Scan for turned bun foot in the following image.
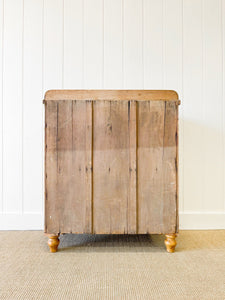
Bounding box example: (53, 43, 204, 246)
(47, 235, 60, 253)
(164, 234, 177, 253)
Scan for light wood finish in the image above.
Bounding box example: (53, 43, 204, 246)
(45, 100, 93, 235)
(44, 90, 179, 252)
(47, 235, 60, 253)
(93, 100, 130, 234)
(137, 101, 178, 234)
(128, 101, 137, 234)
(164, 234, 177, 253)
(57, 101, 73, 233)
(44, 90, 179, 101)
(138, 101, 165, 233)
(71, 100, 93, 233)
(45, 101, 59, 234)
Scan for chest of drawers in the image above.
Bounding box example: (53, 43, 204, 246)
(44, 90, 180, 253)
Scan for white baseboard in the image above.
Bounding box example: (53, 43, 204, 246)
(179, 212, 225, 230)
(0, 212, 224, 230)
(0, 213, 44, 230)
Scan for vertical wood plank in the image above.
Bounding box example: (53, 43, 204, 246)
(104, 0, 123, 88)
(138, 101, 165, 233)
(83, 0, 103, 88)
(128, 100, 137, 233)
(45, 100, 93, 234)
(183, 0, 203, 211)
(45, 101, 58, 234)
(23, 0, 43, 213)
(93, 100, 130, 234)
(2, 0, 23, 212)
(70, 101, 92, 233)
(84, 100, 93, 232)
(202, 0, 223, 211)
(64, 0, 83, 88)
(143, 0, 163, 88)
(57, 101, 73, 233)
(43, 0, 63, 91)
(138, 101, 178, 234)
(162, 102, 178, 233)
(123, 0, 143, 88)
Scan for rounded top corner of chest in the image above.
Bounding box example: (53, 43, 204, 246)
(44, 90, 58, 101)
(168, 90, 179, 100)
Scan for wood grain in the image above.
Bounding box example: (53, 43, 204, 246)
(162, 102, 178, 233)
(45, 94, 179, 236)
(164, 234, 177, 253)
(93, 100, 130, 234)
(45, 101, 59, 234)
(138, 101, 166, 234)
(45, 100, 93, 234)
(128, 101, 137, 233)
(47, 234, 60, 253)
(137, 101, 178, 234)
(70, 100, 93, 233)
(57, 100, 73, 233)
(44, 90, 179, 101)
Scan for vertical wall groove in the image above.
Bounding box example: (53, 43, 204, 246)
(0, 0, 4, 213)
(201, 0, 205, 211)
(1, 0, 225, 229)
(21, 0, 24, 214)
(222, 0, 225, 211)
(181, 0, 184, 212)
(41, 0, 44, 215)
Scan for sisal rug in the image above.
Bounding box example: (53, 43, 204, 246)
(0, 230, 224, 299)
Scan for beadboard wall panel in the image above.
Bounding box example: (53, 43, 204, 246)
(64, 0, 83, 89)
(0, 0, 225, 229)
(143, 0, 163, 89)
(83, 0, 103, 88)
(104, 0, 123, 89)
(202, 0, 223, 211)
(43, 0, 63, 91)
(23, 0, 43, 213)
(2, 0, 23, 213)
(183, 0, 204, 212)
(0, 0, 3, 213)
(123, 0, 143, 88)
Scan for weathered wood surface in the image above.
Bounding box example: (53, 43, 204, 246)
(44, 89, 179, 101)
(71, 100, 93, 233)
(45, 101, 58, 234)
(137, 101, 178, 234)
(45, 98, 178, 235)
(93, 101, 130, 233)
(128, 101, 137, 234)
(45, 100, 93, 234)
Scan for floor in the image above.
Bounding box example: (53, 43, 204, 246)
(0, 230, 225, 299)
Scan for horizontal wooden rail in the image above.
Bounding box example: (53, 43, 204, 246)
(44, 89, 180, 102)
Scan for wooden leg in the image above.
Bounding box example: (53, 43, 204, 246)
(47, 235, 60, 253)
(164, 234, 177, 253)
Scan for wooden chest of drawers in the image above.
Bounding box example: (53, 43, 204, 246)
(44, 90, 180, 253)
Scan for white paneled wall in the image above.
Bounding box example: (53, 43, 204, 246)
(0, 0, 225, 230)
